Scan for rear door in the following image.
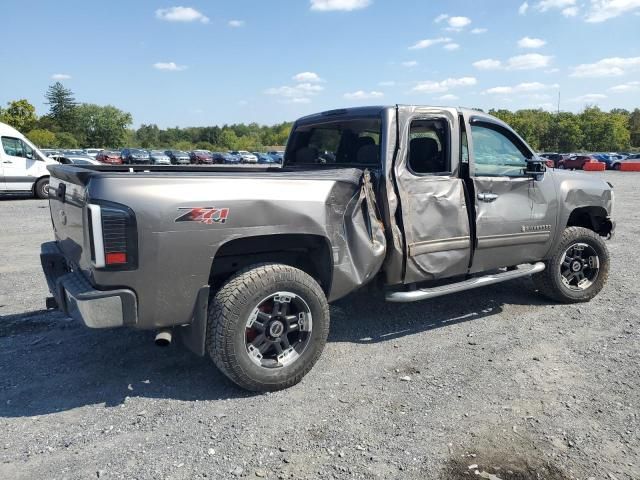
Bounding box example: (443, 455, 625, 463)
(0, 136, 32, 191)
(394, 107, 472, 284)
(463, 114, 557, 273)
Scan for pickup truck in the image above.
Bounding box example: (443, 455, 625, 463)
(40, 105, 614, 391)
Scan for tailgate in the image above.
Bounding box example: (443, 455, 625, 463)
(48, 174, 90, 269)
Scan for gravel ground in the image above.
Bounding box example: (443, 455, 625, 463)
(1, 171, 638, 480)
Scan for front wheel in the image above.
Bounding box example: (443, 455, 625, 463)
(34, 178, 49, 199)
(533, 227, 609, 303)
(206, 263, 330, 391)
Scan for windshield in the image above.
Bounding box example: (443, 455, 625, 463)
(150, 150, 165, 155)
(286, 117, 381, 167)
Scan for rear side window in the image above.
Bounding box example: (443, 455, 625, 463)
(408, 119, 450, 174)
(287, 117, 382, 166)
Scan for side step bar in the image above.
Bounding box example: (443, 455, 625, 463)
(385, 262, 546, 303)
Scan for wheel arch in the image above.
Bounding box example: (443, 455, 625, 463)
(32, 175, 50, 196)
(208, 233, 333, 296)
(566, 206, 613, 237)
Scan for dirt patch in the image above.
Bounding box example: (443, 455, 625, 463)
(442, 449, 570, 480)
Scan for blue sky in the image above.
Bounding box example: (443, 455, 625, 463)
(2, 0, 639, 127)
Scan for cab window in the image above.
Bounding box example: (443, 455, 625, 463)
(2, 136, 38, 159)
(408, 119, 449, 175)
(470, 123, 530, 177)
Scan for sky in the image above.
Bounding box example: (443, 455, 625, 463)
(1, 0, 639, 128)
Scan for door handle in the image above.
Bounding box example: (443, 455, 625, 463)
(477, 192, 499, 202)
(2, 160, 13, 164)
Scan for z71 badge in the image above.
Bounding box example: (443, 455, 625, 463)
(175, 207, 230, 224)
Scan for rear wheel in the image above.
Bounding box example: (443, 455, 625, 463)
(534, 227, 609, 303)
(34, 178, 49, 199)
(206, 263, 330, 391)
(613, 163, 621, 170)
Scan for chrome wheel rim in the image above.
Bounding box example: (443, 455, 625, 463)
(559, 242, 599, 291)
(245, 291, 313, 368)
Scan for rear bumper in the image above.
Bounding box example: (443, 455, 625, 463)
(40, 241, 137, 328)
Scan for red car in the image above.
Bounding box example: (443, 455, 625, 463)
(558, 155, 597, 170)
(96, 150, 123, 165)
(189, 150, 214, 164)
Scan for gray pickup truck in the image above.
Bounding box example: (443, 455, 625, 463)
(40, 105, 614, 391)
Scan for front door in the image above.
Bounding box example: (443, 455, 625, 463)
(395, 108, 472, 284)
(0, 136, 33, 191)
(464, 115, 558, 273)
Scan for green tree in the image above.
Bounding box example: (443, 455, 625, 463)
(554, 113, 583, 152)
(45, 82, 77, 131)
(136, 124, 160, 148)
(27, 129, 57, 147)
(55, 132, 79, 148)
(174, 140, 193, 151)
(73, 104, 132, 148)
(630, 108, 640, 148)
(218, 129, 240, 150)
(0, 99, 37, 132)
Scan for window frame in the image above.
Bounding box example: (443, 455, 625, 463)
(405, 116, 452, 177)
(468, 118, 534, 179)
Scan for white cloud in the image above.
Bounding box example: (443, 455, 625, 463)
(265, 82, 324, 103)
(517, 36, 546, 48)
(412, 77, 477, 94)
(444, 43, 460, 51)
(519, 2, 529, 14)
(310, 0, 371, 11)
(545, 68, 560, 73)
(562, 6, 579, 16)
(471, 27, 488, 34)
(446, 16, 472, 30)
(535, 0, 576, 12)
(409, 37, 451, 50)
(585, 0, 640, 22)
(378, 81, 396, 87)
(155, 6, 209, 23)
(153, 62, 187, 71)
(473, 54, 552, 70)
(343, 90, 384, 100)
(51, 73, 71, 80)
(437, 94, 459, 101)
(228, 20, 245, 27)
(484, 82, 559, 95)
(292, 72, 324, 83)
(473, 58, 502, 70)
(570, 56, 640, 77)
(608, 81, 640, 93)
(402, 60, 418, 68)
(434, 13, 449, 23)
(569, 93, 607, 103)
(507, 53, 553, 69)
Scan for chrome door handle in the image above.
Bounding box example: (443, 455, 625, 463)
(478, 192, 498, 202)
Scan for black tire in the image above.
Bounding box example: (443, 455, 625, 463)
(533, 227, 609, 303)
(206, 263, 330, 391)
(34, 178, 49, 199)
(613, 163, 621, 171)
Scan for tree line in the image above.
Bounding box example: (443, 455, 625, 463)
(0, 83, 639, 152)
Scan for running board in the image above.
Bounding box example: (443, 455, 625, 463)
(385, 262, 546, 303)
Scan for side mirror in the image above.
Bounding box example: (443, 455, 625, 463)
(525, 157, 546, 180)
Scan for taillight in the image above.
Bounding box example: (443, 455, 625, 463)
(87, 201, 138, 270)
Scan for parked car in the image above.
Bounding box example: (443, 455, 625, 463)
(41, 149, 61, 157)
(40, 105, 615, 392)
(148, 150, 171, 165)
(0, 121, 57, 198)
(254, 152, 280, 165)
(52, 155, 101, 166)
(558, 155, 598, 170)
(592, 154, 614, 169)
(121, 148, 150, 165)
(96, 150, 123, 165)
(189, 150, 214, 164)
(540, 153, 565, 168)
(267, 151, 284, 163)
(231, 150, 258, 164)
(211, 152, 235, 164)
(83, 148, 102, 158)
(611, 154, 640, 170)
(165, 150, 191, 165)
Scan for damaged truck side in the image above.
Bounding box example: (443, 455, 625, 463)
(41, 106, 614, 391)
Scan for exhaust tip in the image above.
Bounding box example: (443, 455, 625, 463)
(154, 330, 172, 347)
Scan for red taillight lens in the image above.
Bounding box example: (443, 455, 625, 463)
(106, 252, 127, 264)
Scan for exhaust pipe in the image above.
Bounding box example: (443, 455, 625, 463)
(154, 329, 172, 347)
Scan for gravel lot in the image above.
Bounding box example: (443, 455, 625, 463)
(1, 171, 638, 480)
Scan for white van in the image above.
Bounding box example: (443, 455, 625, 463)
(0, 122, 57, 198)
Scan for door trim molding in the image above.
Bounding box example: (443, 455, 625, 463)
(409, 236, 470, 256)
(477, 231, 550, 249)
